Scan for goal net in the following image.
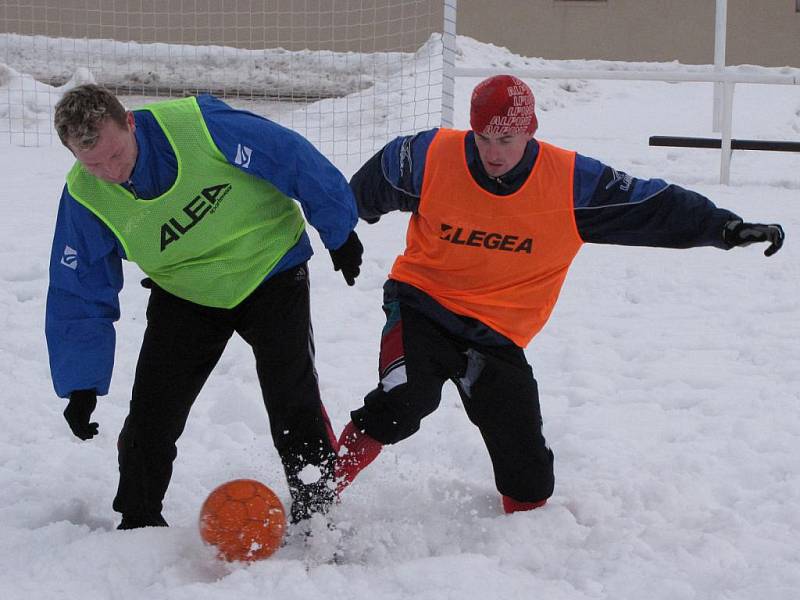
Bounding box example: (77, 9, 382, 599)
(0, 0, 447, 166)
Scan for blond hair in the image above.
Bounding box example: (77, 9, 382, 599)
(54, 84, 128, 150)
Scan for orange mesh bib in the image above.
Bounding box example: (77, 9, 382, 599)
(389, 129, 583, 347)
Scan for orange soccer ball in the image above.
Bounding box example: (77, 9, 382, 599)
(199, 479, 287, 562)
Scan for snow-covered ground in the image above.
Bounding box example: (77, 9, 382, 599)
(0, 35, 798, 600)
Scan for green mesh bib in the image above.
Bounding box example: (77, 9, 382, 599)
(66, 97, 305, 308)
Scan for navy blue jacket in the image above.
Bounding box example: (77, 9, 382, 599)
(351, 129, 739, 346)
(47, 95, 357, 398)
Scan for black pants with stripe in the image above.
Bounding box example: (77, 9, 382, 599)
(351, 302, 554, 503)
(112, 263, 336, 524)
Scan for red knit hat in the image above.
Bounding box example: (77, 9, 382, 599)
(470, 75, 538, 136)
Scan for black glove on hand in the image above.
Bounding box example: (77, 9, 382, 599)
(723, 220, 785, 257)
(329, 230, 363, 286)
(64, 389, 99, 440)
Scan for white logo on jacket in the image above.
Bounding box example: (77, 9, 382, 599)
(234, 144, 252, 168)
(399, 137, 412, 179)
(60, 245, 78, 270)
(606, 168, 633, 192)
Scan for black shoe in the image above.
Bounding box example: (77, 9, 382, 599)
(290, 484, 337, 524)
(117, 513, 169, 530)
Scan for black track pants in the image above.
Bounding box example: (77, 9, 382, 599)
(351, 302, 554, 503)
(112, 264, 336, 523)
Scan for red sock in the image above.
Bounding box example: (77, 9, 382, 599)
(335, 421, 383, 494)
(502, 495, 547, 513)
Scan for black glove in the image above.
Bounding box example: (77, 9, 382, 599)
(63, 389, 99, 440)
(723, 220, 785, 257)
(329, 230, 363, 286)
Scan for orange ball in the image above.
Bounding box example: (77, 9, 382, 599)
(199, 479, 286, 562)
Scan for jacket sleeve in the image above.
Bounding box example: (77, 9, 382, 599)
(349, 128, 438, 222)
(46, 187, 124, 398)
(197, 95, 357, 250)
(572, 154, 739, 249)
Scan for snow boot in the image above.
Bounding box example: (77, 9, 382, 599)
(502, 495, 547, 514)
(117, 513, 168, 530)
(335, 421, 383, 494)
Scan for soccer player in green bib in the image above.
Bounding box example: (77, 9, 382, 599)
(48, 84, 363, 529)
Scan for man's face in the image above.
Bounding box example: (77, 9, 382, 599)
(70, 113, 137, 184)
(473, 130, 532, 178)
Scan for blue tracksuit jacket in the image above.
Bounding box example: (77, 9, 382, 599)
(46, 95, 357, 398)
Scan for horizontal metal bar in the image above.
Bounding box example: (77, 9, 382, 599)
(649, 136, 800, 152)
(454, 67, 800, 85)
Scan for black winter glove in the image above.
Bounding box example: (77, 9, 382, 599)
(64, 389, 99, 440)
(329, 230, 363, 286)
(723, 220, 785, 257)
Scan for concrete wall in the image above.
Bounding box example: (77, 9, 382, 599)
(1, 1, 798, 67)
(457, 0, 800, 67)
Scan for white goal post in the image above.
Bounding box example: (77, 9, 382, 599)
(0, 0, 448, 166)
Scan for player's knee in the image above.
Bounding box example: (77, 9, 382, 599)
(354, 384, 439, 445)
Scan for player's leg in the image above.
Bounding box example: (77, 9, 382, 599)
(114, 281, 233, 528)
(234, 264, 338, 523)
(456, 345, 554, 512)
(338, 302, 463, 492)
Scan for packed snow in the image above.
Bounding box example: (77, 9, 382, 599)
(0, 34, 798, 600)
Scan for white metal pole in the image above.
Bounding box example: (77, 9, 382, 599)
(712, 0, 728, 132)
(719, 81, 735, 185)
(440, 0, 457, 128)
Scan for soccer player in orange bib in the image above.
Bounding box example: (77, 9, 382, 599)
(334, 75, 784, 513)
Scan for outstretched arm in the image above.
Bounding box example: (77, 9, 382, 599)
(573, 155, 784, 255)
